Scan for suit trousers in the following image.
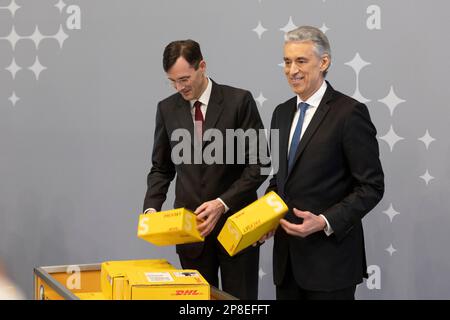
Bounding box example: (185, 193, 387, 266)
(276, 254, 356, 300)
(178, 234, 260, 300)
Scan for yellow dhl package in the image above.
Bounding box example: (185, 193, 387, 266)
(217, 191, 288, 256)
(75, 292, 107, 300)
(101, 259, 175, 300)
(123, 269, 210, 300)
(137, 208, 204, 246)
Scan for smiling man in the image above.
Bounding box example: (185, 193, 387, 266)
(143, 40, 266, 299)
(265, 26, 384, 300)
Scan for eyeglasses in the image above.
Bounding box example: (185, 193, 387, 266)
(167, 76, 191, 88)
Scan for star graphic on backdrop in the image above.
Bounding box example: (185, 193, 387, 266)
(252, 21, 267, 39)
(344, 52, 371, 75)
(2, 0, 21, 17)
(27, 26, 46, 49)
(259, 267, 267, 280)
(378, 86, 406, 116)
(1, 26, 22, 51)
(280, 16, 297, 33)
(418, 130, 436, 150)
(29, 56, 47, 80)
(8, 91, 20, 106)
(54, 0, 66, 13)
(278, 61, 285, 68)
(386, 244, 397, 256)
(6, 57, 22, 79)
(419, 170, 434, 185)
(319, 23, 330, 34)
(255, 92, 267, 107)
(51, 25, 69, 49)
(383, 203, 400, 223)
(351, 87, 371, 104)
(378, 125, 404, 152)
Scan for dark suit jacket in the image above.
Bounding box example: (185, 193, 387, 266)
(144, 80, 267, 258)
(267, 82, 384, 291)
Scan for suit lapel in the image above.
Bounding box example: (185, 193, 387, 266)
(176, 94, 195, 146)
(202, 80, 224, 147)
(286, 84, 335, 178)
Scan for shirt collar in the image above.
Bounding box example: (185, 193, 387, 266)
(296, 80, 327, 109)
(190, 77, 212, 107)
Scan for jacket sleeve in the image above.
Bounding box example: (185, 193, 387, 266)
(218, 91, 269, 210)
(322, 103, 385, 242)
(143, 102, 176, 212)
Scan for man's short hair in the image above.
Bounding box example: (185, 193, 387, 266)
(163, 39, 203, 72)
(285, 26, 331, 77)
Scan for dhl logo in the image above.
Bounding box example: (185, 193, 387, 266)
(174, 289, 201, 296)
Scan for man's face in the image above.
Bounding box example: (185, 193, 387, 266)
(283, 41, 330, 101)
(167, 57, 207, 101)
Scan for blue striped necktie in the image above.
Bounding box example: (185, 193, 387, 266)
(288, 102, 309, 172)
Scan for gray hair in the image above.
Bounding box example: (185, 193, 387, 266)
(285, 26, 331, 77)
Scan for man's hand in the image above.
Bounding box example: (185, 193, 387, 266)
(195, 199, 225, 237)
(252, 229, 276, 247)
(279, 208, 326, 238)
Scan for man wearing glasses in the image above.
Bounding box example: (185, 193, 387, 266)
(143, 39, 266, 299)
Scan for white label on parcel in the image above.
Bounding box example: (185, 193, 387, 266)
(145, 272, 174, 282)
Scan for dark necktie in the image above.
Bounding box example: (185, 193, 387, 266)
(288, 102, 309, 172)
(193, 100, 204, 142)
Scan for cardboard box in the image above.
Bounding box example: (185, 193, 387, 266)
(217, 191, 288, 256)
(137, 208, 204, 246)
(101, 259, 174, 300)
(75, 292, 107, 300)
(123, 269, 210, 300)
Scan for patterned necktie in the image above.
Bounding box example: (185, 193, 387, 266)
(288, 102, 309, 172)
(193, 100, 204, 142)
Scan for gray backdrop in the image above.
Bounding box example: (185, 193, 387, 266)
(1, 0, 449, 299)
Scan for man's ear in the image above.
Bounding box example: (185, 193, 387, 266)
(199, 60, 207, 72)
(320, 54, 331, 73)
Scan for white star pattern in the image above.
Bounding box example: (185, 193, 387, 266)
(252, 21, 267, 39)
(8, 91, 20, 106)
(386, 244, 397, 256)
(345, 52, 371, 75)
(0, 0, 21, 17)
(5, 57, 22, 79)
(255, 92, 267, 107)
(28, 56, 47, 80)
(54, 0, 66, 13)
(27, 26, 46, 49)
(420, 170, 434, 185)
(319, 23, 330, 34)
(278, 61, 285, 68)
(345, 53, 371, 103)
(280, 16, 297, 33)
(383, 203, 400, 223)
(378, 125, 404, 152)
(51, 25, 69, 49)
(258, 267, 267, 280)
(418, 130, 436, 150)
(378, 86, 406, 116)
(1, 26, 22, 51)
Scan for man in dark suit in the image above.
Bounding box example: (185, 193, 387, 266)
(143, 40, 267, 299)
(263, 26, 384, 300)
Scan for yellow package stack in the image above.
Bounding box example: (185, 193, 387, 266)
(101, 259, 175, 300)
(217, 191, 288, 256)
(137, 208, 204, 246)
(123, 269, 210, 300)
(75, 292, 107, 300)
